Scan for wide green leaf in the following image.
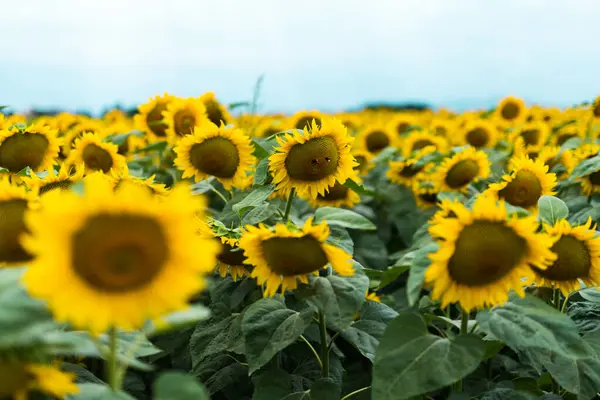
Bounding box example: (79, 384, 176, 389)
(406, 243, 440, 306)
(309, 267, 369, 331)
(476, 294, 592, 359)
(314, 207, 376, 230)
(537, 195, 569, 225)
(67, 383, 135, 399)
(145, 304, 211, 336)
(242, 298, 313, 374)
(232, 184, 275, 215)
(572, 154, 600, 179)
(154, 372, 210, 400)
(372, 312, 485, 400)
(242, 203, 279, 226)
(252, 369, 292, 400)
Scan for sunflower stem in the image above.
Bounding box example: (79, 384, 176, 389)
(283, 189, 295, 223)
(340, 386, 371, 400)
(560, 292, 571, 313)
(107, 327, 120, 392)
(552, 288, 561, 310)
(318, 310, 329, 378)
(460, 308, 469, 335)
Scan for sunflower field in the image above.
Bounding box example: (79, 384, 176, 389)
(1, 91, 600, 400)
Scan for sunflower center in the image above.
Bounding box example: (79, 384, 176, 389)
(400, 164, 423, 178)
(263, 127, 279, 138)
(448, 221, 526, 286)
(396, 122, 410, 135)
(285, 136, 339, 181)
(205, 100, 227, 125)
(189, 137, 240, 178)
(412, 139, 435, 152)
(500, 102, 520, 120)
(365, 131, 390, 153)
(318, 182, 349, 201)
(354, 156, 367, 171)
(520, 129, 540, 146)
(72, 214, 169, 292)
(593, 103, 600, 118)
(444, 159, 480, 189)
(419, 192, 438, 204)
(261, 235, 329, 276)
(534, 235, 591, 281)
(146, 102, 168, 137)
(498, 170, 543, 208)
(173, 109, 196, 136)
(82, 144, 114, 173)
(465, 128, 490, 148)
(39, 179, 74, 195)
(557, 133, 576, 146)
(118, 139, 129, 155)
(295, 116, 321, 130)
(588, 170, 600, 186)
(0, 199, 34, 263)
(0, 133, 50, 172)
(434, 126, 447, 136)
(217, 241, 247, 266)
(0, 363, 30, 396)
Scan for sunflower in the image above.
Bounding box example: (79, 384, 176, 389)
(162, 97, 207, 142)
(509, 122, 550, 149)
(0, 361, 79, 400)
(102, 122, 146, 156)
(457, 119, 499, 148)
(494, 96, 527, 126)
(0, 178, 36, 266)
(215, 237, 252, 281)
(532, 218, 600, 295)
(103, 108, 128, 124)
(510, 144, 561, 172)
(387, 114, 421, 137)
(401, 130, 448, 158)
(21, 174, 220, 334)
(23, 163, 85, 197)
(412, 173, 441, 210)
(485, 156, 556, 211)
(550, 123, 584, 146)
(0, 125, 60, 173)
(287, 110, 323, 131)
(351, 149, 374, 176)
(355, 124, 396, 155)
(430, 147, 491, 193)
(254, 117, 282, 138)
(337, 113, 362, 132)
(238, 218, 354, 297)
(269, 118, 357, 199)
(304, 174, 361, 209)
(134, 93, 176, 140)
(60, 119, 105, 158)
(200, 92, 232, 126)
(591, 95, 600, 121)
(387, 157, 427, 187)
(109, 168, 169, 197)
(66, 133, 127, 175)
(173, 121, 255, 191)
(425, 194, 557, 312)
(428, 118, 456, 137)
(430, 198, 463, 226)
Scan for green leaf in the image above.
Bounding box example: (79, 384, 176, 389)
(309, 266, 369, 331)
(325, 225, 354, 255)
(252, 369, 292, 400)
(133, 140, 168, 154)
(572, 154, 600, 179)
(0, 105, 8, 111)
(252, 139, 271, 159)
(372, 312, 485, 400)
(190, 178, 217, 195)
(232, 184, 275, 215)
(103, 130, 144, 145)
(343, 179, 380, 198)
(190, 314, 244, 369)
(406, 243, 440, 306)
(242, 298, 314, 374)
(228, 101, 250, 110)
(341, 301, 399, 361)
(145, 304, 211, 336)
(67, 383, 136, 399)
(481, 387, 538, 400)
(379, 265, 410, 289)
(314, 207, 376, 230)
(16, 166, 31, 176)
(537, 195, 569, 225)
(476, 294, 592, 359)
(242, 203, 278, 226)
(309, 378, 341, 400)
(154, 372, 210, 400)
(254, 157, 271, 185)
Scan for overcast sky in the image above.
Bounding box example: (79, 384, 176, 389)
(1, 0, 599, 114)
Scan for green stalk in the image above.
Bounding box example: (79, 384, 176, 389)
(283, 188, 295, 223)
(107, 328, 119, 392)
(318, 311, 329, 378)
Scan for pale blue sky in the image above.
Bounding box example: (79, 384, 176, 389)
(1, 0, 599, 115)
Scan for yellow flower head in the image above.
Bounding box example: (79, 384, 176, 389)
(21, 174, 220, 333)
(302, 170, 362, 209)
(457, 119, 499, 148)
(533, 217, 600, 296)
(509, 121, 550, 149)
(387, 156, 428, 187)
(485, 156, 557, 212)
(174, 121, 256, 191)
(200, 92, 232, 126)
(0, 362, 78, 400)
(400, 130, 448, 158)
(109, 167, 169, 197)
(387, 113, 421, 137)
(162, 97, 208, 143)
(430, 147, 491, 193)
(494, 96, 527, 127)
(355, 124, 397, 155)
(134, 92, 177, 140)
(66, 132, 127, 175)
(269, 117, 357, 199)
(238, 218, 354, 297)
(286, 110, 323, 131)
(0, 177, 37, 266)
(425, 194, 557, 312)
(0, 124, 60, 173)
(22, 163, 85, 197)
